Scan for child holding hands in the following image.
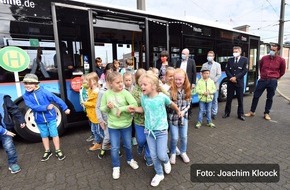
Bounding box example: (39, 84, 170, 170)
(129, 72, 181, 187)
(100, 71, 139, 180)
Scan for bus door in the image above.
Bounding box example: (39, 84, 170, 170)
(52, 3, 95, 123)
(147, 18, 169, 69)
(92, 17, 143, 70)
(247, 37, 259, 93)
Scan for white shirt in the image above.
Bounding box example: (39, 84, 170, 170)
(180, 60, 187, 72)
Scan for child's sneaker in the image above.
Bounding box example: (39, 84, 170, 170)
(207, 122, 216, 128)
(170, 154, 176, 165)
(127, 159, 139, 169)
(163, 161, 171, 174)
(98, 149, 106, 159)
(41, 150, 52, 162)
(180, 153, 190, 163)
(112, 167, 120, 179)
(150, 174, 164, 187)
(86, 135, 94, 142)
(9, 164, 21, 174)
(195, 122, 201, 129)
(89, 143, 102, 151)
(55, 149, 66, 160)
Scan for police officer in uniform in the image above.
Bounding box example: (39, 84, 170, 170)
(222, 46, 248, 121)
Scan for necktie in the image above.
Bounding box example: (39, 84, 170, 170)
(235, 58, 238, 63)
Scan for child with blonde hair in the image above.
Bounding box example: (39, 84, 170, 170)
(129, 73, 181, 187)
(100, 71, 139, 180)
(168, 68, 192, 164)
(131, 68, 153, 166)
(162, 67, 175, 92)
(82, 72, 103, 151)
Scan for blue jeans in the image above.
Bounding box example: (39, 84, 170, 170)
(0, 135, 18, 166)
(170, 118, 188, 154)
(134, 124, 151, 162)
(145, 129, 169, 175)
(211, 91, 218, 116)
(198, 101, 212, 123)
(91, 123, 104, 144)
(250, 79, 278, 114)
(108, 126, 133, 168)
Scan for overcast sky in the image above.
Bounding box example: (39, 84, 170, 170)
(77, 0, 290, 43)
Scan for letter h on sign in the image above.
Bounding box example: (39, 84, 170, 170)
(7, 52, 21, 66)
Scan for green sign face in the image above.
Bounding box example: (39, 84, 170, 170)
(0, 46, 30, 72)
(30, 39, 39, 47)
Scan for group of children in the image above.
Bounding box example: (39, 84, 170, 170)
(78, 61, 197, 187)
(0, 60, 216, 187)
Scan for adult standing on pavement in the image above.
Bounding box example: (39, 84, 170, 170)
(202, 51, 221, 119)
(244, 43, 286, 120)
(175, 48, 196, 89)
(222, 46, 248, 121)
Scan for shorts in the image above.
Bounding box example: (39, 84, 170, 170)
(37, 119, 58, 138)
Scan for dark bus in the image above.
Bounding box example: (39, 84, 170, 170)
(0, 0, 260, 142)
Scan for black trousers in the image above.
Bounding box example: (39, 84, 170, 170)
(225, 82, 244, 116)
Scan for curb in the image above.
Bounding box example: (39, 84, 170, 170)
(277, 81, 290, 103)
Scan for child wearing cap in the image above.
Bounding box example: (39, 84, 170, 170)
(195, 66, 216, 128)
(22, 74, 70, 161)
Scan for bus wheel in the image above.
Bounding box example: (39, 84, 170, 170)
(15, 100, 65, 143)
(218, 80, 228, 102)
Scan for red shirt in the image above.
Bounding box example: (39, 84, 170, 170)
(260, 55, 286, 79)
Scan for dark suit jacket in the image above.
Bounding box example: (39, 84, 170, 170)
(225, 56, 248, 87)
(176, 58, 196, 85)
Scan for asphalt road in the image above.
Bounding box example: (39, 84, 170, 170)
(1, 93, 290, 190)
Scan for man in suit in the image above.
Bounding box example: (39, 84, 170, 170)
(223, 46, 248, 121)
(176, 48, 197, 88)
(176, 48, 197, 119)
(202, 51, 221, 120)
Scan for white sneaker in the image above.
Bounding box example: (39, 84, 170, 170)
(170, 154, 176, 165)
(163, 161, 171, 174)
(175, 147, 181, 156)
(180, 153, 190, 163)
(127, 159, 139, 169)
(150, 174, 164, 187)
(112, 167, 120, 179)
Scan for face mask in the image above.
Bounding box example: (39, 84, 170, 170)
(233, 53, 240, 57)
(269, 50, 275, 57)
(181, 54, 187, 60)
(207, 57, 213, 62)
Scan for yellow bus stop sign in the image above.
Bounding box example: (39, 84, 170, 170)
(0, 46, 30, 72)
